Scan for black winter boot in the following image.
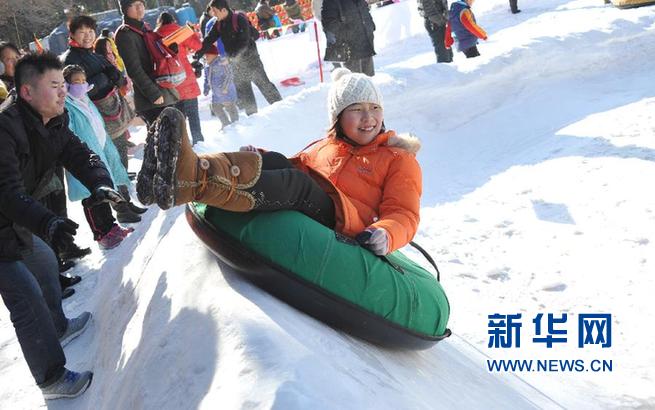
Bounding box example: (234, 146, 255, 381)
(118, 184, 148, 214)
(58, 242, 92, 261)
(128, 202, 148, 214)
(58, 259, 76, 273)
(136, 124, 158, 205)
(60, 274, 82, 290)
(62, 288, 75, 300)
(113, 202, 142, 223)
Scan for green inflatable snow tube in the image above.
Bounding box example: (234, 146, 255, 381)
(187, 203, 451, 349)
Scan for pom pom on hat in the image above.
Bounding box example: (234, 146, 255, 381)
(327, 68, 383, 126)
(330, 67, 352, 83)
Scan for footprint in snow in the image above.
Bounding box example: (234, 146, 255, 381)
(487, 270, 510, 282)
(495, 220, 513, 228)
(542, 283, 567, 292)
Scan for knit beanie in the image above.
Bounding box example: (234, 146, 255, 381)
(327, 68, 383, 126)
(118, 0, 141, 16)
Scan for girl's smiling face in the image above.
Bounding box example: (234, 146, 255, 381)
(338, 102, 384, 146)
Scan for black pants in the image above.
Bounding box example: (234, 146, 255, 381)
(82, 199, 115, 240)
(177, 98, 204, 144)
(423, 20, 453, 63)
(248, 152, 335, 228)
(139, 106, 169, 127)
(211, 102, 239, 128)
(112, 131, 130, 170)
(344, 56, 375, 77)
(463, 45, 481, 58)
(509, 0, 519, 12)
(232, 48, 282, 115)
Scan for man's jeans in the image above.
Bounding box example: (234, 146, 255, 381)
(177, 98, 205, 145)
(0, 235, 67, 386)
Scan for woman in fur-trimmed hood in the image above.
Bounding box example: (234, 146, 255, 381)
(290, 69, 422, 253)
(138, 68, 422, 255)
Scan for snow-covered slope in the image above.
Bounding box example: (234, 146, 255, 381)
(1, 0, 654, 408)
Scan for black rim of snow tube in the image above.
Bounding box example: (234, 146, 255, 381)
(185, 204, 452, 350)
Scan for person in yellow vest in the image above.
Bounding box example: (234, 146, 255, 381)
(0, 77, 8, 103)
(99, 29, 126, 72)
(94, 34, 132, 97)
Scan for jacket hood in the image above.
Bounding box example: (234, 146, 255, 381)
(386, 132, 421, 154)
(331, 130, 421, 154)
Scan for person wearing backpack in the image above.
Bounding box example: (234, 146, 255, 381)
(115, 0, 179, 126)
(155, 12, 205, 145)
(194, 0, 282, 116)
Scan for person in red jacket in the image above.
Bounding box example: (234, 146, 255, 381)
(137, 68, 422, 255)
(155, 12, 205, 145)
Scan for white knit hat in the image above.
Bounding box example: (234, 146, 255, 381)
(327, 68, 383, 126)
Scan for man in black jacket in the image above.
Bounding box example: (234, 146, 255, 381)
(195, 0, 282, 116)
(417, 0, 453, 63)
(0, 53, 124, 400)
(322, 0, 376, 76)
(115, 0, 179, 125)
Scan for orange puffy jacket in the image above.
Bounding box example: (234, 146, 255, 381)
(290, 130, 422, 253)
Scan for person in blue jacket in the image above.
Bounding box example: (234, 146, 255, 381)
(446, 0, 488, 58)
(202, 35, 239, 129)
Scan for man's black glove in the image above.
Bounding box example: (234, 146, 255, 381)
(191, 60, 203, 78)
(192, 51, 203, 61)
(89, 185, 126, 206)
(169, 42, 179, 54)
(45, 216, 79, 251)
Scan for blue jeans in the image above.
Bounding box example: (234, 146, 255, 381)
(0, 235, 67, 386)
(177, 98, 204, 144)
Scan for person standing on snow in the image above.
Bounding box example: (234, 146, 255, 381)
(322, 0, 377, 76)
(61, 14, 146, 224)
(155, 11, 206, 145)
(510, 0, 521, 14)
(445, 0, 488, 58)
(194, 0, 282, 116)
(203, 40, 239, 128)
(418, 0, 454, 63)
(0, 52, 126, 400)
(115, 0, 180, 126)
(62, 64, 136, 250)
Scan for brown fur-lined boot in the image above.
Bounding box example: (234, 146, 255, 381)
(151, 107, 262, 211)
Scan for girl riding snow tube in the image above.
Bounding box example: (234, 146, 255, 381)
(137, 68, 422, 256)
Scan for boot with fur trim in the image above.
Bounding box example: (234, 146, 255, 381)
(152, 107, 263, 210)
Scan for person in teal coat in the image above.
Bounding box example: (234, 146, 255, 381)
(63, 64, 136, 249)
